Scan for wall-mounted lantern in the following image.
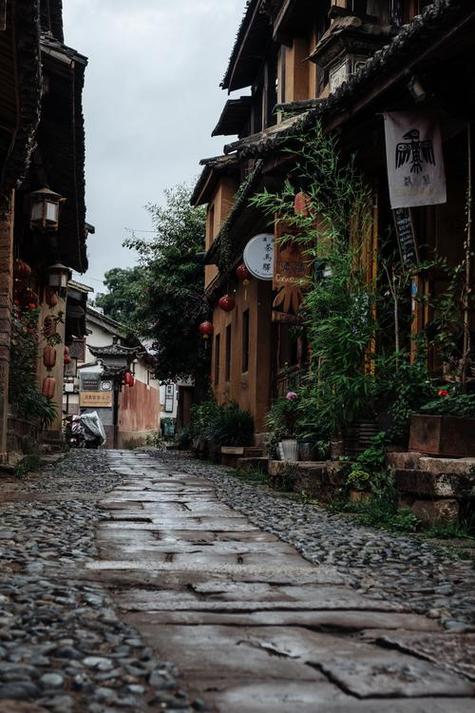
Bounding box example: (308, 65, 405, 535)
(47, 263, 72, 297)
(30, 187, 64, 232)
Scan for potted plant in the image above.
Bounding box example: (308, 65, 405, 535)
(267, 392, 300, 461)
(409, 389, 475, 457)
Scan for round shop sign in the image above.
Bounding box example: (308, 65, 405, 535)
(100, 380, 113, 392)
(243, 233, 274, 281)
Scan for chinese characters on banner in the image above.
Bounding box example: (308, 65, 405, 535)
(243, 233, 274, 280)
(383, 111, 447, 209)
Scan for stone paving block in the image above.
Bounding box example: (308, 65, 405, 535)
(134, 624, 327, 682)
(127, 609, 441, 631)
(148, 517, 260, 531)
(114, 585, 403, 612)
(320, 655, 474, 698)
(196, 679, 350, 713)
(371, 632, 475, 681)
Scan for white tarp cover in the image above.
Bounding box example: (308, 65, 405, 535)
(383, 111, 447, 209)
(80, 411, 106, 445)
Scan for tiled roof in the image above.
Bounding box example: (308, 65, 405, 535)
(230, 0, 474, 158)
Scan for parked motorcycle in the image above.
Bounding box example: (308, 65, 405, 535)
(64, 411, 106, 449)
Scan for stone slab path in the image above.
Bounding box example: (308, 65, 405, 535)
(87, 452, 475, 713)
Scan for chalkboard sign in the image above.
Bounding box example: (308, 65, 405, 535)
(393, 207, 419, 267)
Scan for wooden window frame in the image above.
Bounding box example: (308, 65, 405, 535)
(225, 324, 232, 382)
(214, 333, 221, 385)
(242, 309, 250, 374)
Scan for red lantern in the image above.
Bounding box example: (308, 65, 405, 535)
(123, 371, 135, 387)
(42, 376, 56, 399)
(236, 263, 251, 285)
(14, 259, 32, 278)
(199, 321, 214, 340)
(64, 346, 71, 365)
(43, 346, 57, 369)
(218, 294, 235, 312)
(45, 287, 59, 307)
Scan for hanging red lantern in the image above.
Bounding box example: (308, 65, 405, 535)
(236, 263, 251, 285)
(123, 371, 135, 387)
(45, 287, 59, 308)
(199, 321, 214, 340)
(64, 346, 71, 365)
(218, 294, 235, 312)
(42, 376, 56, 399)
(14, 259, 32, 278)
(43, 346, 57, 369)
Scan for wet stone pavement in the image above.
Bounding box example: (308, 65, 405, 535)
(89, 450, 474, 713)
(0, 450, 474, 713)
(0, 451, 194, 713)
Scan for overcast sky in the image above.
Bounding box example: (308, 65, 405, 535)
(62, 0, 245, 293)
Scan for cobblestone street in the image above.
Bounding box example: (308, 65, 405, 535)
(0, 450, 474, 712)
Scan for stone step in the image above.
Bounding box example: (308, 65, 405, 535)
(236, 457, 269, 473)
(268, 461, 343, 502)
(394, 468, 475, 499)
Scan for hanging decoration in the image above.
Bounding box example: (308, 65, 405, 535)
(236, 263, 251, 285)
(123, 371, 135, 387)
(14, 259, 32, 279)
(199, 321, 214, 339)
(42, 376, 56, 399)
(218, 294, 236, 312)
(45, 287, 59, 308)
(43, 346, 57, 369)
(64, 346, 72, 365)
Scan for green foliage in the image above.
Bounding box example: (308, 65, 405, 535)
(266, 394, 300, 440)
(144, 432, 166, 448)
(175, 426, 192, 449)
(95, 266, 146, 328)
(9, 306, 56, 426)
(191, 399, 254, 447)
(420, 393, 475, 417)
(231, 467, 268, 485)
(15, 453, 41, 478)
(100, 185, 209, 387)
(425, 517, 475, 540)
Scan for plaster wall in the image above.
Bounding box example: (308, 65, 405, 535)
(211, 278, 272, 433)
(205, 178, 237, 289)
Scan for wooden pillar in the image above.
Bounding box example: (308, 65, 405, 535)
(37, 289, 67, 440)
(0, 191, 14, 462)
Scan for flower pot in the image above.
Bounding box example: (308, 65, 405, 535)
(409, 414, 475, 457)
(298, 442, 317, 461)
(279, 438, 299, 462)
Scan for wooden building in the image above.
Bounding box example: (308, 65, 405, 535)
(0, 0, 91, 459)
(64, 306, 161, 449)
(192, 0, 475, 439)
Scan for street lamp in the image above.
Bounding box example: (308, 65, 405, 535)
(47, 263, 72, 298)
(30, 187, 64, 232)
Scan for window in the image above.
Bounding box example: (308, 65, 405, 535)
(214, 334, 221, 385)
(225, 324, 232, 381)
(242, 310, 250, 373)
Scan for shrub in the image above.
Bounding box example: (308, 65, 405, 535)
(191, 399, 254, 447)
(420, 392, 475, 417)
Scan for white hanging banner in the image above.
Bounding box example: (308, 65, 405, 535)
(383, 111, 447, 209)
